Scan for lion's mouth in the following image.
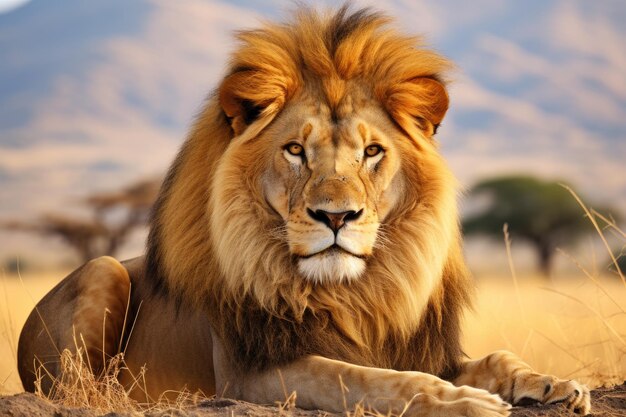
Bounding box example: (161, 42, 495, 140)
(296, 244, 367, 282)
(298, 244, 366, 259)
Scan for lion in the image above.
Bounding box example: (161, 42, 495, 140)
(17, 7, 590, 416)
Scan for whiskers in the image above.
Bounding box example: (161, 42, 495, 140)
(267, 223, 289, 244)
(373, 224, 393, 251)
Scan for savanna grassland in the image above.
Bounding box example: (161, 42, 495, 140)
(1, 208, 625, 416)
(2, 268, 624, 396)
(0, 270, 64, 394)
(464, 273, 626, 388)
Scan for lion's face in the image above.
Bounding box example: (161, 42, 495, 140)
(261, 101, 404, 283)
(212, 78, 450, 286)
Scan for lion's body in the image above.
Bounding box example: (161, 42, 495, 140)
(18, 7, 590, 416)
(17, 257, 216, 399)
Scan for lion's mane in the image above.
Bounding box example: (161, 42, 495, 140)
(145, 6, 473, 379)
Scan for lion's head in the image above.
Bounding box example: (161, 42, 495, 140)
(147, 6, 471, 375)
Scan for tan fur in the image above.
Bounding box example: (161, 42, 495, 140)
(73, 256, 130, 373)
(17, 256, 130, 393)
(18, 6, 589, 416)
(454, 351, 590, 413)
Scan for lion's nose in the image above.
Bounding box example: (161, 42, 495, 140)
(307, 208, 363, 233)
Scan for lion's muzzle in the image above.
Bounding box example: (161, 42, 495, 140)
(306, 208, 363, 233)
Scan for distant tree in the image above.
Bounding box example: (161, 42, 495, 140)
(463, 175, 614, 277)
(2, 257, 27, 274)
(1, 178, 160, 263)
(84, 178, 160, 256)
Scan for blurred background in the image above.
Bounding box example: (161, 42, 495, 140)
(0, 0, 625, 395)
(0, 0, 624, 275)
(0, 0, 625, 275)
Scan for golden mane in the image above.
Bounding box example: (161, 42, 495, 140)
(219, 7, 451, 136)
(145, 6, 472, 377)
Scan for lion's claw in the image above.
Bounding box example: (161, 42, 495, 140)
(512, 373, 591, 415)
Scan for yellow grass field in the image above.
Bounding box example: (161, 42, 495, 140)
(1, 268, 625, 396)
(0, 270, 66, 394)
(464, 274, 625, 388)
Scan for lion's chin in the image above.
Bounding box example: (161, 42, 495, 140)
(297, 250, 366, 284)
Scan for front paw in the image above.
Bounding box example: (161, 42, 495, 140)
(446, 385, 512, 417)
(404, 385, 512, 417)
(511, 371, 590, 415)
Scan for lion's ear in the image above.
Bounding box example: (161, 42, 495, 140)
(219, 69, 287, 137)
(384, 77, 449, 139)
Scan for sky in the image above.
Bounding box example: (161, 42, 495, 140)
(0, 0, 29, 14)
(0, 0, 624, 269)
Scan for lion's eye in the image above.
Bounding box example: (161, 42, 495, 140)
(285, 143, 304, 157)
(365, 145, 383, 157)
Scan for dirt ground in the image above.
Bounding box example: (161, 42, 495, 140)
(0, 384, 624, 417)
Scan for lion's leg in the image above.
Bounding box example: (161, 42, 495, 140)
(453, 350, 590, 414)
(213, 344, 510, 416)
(70, 256, 131, 372)
(18, 256, 130, 393)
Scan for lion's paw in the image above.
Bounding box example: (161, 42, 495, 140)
(448, 385, 511, 416)
(511, 372, 590, 415)
(405, 388, 511, 417)
(444, 396, 512, 417)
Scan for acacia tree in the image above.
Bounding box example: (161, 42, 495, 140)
(2, 178, 160, 263)
(463, 176, 612, 277)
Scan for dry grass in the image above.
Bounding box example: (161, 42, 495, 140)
(462, 191, 625, 389)
(36, 349, 143, 413)
(32, 347, 206, 414)
(463, 273, 625, 388)
(0, 269, 61, 395)
(1, 195, 624, 413)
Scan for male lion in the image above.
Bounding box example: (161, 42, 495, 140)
(18, 7, 590, 416)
